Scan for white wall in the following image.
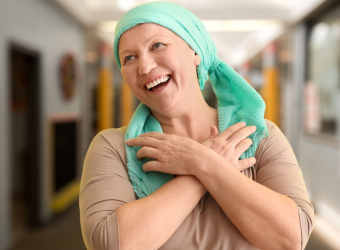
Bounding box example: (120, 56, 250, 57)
(299, 137, 340, 230)
(0, 0, 85, 249)
(0, 28, 11, 250)
(289, 21, 340, 232)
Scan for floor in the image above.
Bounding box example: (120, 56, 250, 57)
(10, 203, 336, 250)
(11, 203, 86, 250)
(11, 194, 28, 247)
(305, 232, 334, 250)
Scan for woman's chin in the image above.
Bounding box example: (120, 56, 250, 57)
(151, 103, 176, 113)
(149, 99, 181, 115)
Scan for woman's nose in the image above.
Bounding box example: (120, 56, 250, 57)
(138, 54, 157, 75)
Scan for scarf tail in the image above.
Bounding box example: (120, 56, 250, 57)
(209, 61, 269, 162)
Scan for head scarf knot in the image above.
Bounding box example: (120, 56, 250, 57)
(113, 2, 269, 198)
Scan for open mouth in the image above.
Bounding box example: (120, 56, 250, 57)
(146, 75, 171, 92)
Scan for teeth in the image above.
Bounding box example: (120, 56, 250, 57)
(146, 75, 170, 89)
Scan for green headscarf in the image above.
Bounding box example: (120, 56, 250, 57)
(114, 2, 268, 199)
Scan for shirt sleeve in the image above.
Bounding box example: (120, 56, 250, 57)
(255, 120, 314, 250)
(79, 128, 136, 250)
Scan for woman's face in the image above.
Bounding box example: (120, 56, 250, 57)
(119, 23, 201, 114)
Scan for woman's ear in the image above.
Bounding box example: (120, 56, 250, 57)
(194, 52, 201, 66)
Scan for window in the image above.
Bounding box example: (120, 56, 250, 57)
(306, 5, 340, 135)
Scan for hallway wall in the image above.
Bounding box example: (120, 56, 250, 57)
(299, 137, 340, 230)
(0, 0, 86, 249)
(290, 16, 340, 233)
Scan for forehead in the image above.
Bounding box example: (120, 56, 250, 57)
(118, 23, 178, 52)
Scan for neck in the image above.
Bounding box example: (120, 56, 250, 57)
(151, 93, 218, 143)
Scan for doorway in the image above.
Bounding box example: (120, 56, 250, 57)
(9, 43, 41, 245)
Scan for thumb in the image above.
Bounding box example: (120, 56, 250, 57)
(209, 125, 219, 138)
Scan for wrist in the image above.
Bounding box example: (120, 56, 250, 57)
(193, 146, 216, 177)
(195, 147, 225, 181)
(175, 175, 207, 195)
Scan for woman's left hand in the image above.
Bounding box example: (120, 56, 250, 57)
(125, 133, 210, 176)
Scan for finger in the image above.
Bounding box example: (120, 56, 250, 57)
(125, 136, 161, 148)
(209, 125, 219, 138)
(238, 157, 256, 171)
(137, 132, 166, 140)
(136, 146, 160, 160)
(143, 160, 161, 172)
(217, 122, 246, 140)
(235, 138, 253, 157)
(229, 126, 256, 147)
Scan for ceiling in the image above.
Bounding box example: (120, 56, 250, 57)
(54, 0, 326, 66)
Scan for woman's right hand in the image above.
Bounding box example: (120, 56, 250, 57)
(202, 122, 257, 172)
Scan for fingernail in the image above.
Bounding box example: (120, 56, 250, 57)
(252, 126, 256, 131)
(125, 139, 131, 143)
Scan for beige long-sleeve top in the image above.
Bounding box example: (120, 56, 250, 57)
(80, 119, 314, 250)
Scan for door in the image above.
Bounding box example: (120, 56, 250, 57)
(9, 43, 41, 245)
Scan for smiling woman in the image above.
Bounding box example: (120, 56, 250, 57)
(79, 2, 314, 250)
(118, 23, 203, 116)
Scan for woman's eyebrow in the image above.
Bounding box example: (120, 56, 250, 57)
(145, 34, 167, 44)
(119, 34, 168, 57)
(119, 49, 134, 57)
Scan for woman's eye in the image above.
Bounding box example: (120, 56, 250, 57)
(152, 43, 165, 50)
(124, 55, 135, 64)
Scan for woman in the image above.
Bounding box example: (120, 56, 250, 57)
(80, 2, 314, 250)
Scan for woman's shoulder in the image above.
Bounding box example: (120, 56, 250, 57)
(255, 119, 283, 162)
(97, 125, 128, 139)
(264, 119, 279, 135)
(258, 119, 283, 147)
(255, 119, 298, 168)
(93, 126, 127, 147)
(87, 126, 128, 164)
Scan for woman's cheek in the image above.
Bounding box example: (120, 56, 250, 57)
(120, 66, 132, 82)
(121, 69, 134, 87)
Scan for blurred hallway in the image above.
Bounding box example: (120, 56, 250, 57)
(306, 234, 334, 250)
(1, 0, 340, 249)
(11, 203, 86, 250)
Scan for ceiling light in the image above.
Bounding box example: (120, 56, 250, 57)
(98, 21, 119, 33)
(202, 20, 283, 32)
(117, 0, 136, 12)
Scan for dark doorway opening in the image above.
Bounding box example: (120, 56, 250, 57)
(9, 43, 41, 245)
(54, 121, 77, 192)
